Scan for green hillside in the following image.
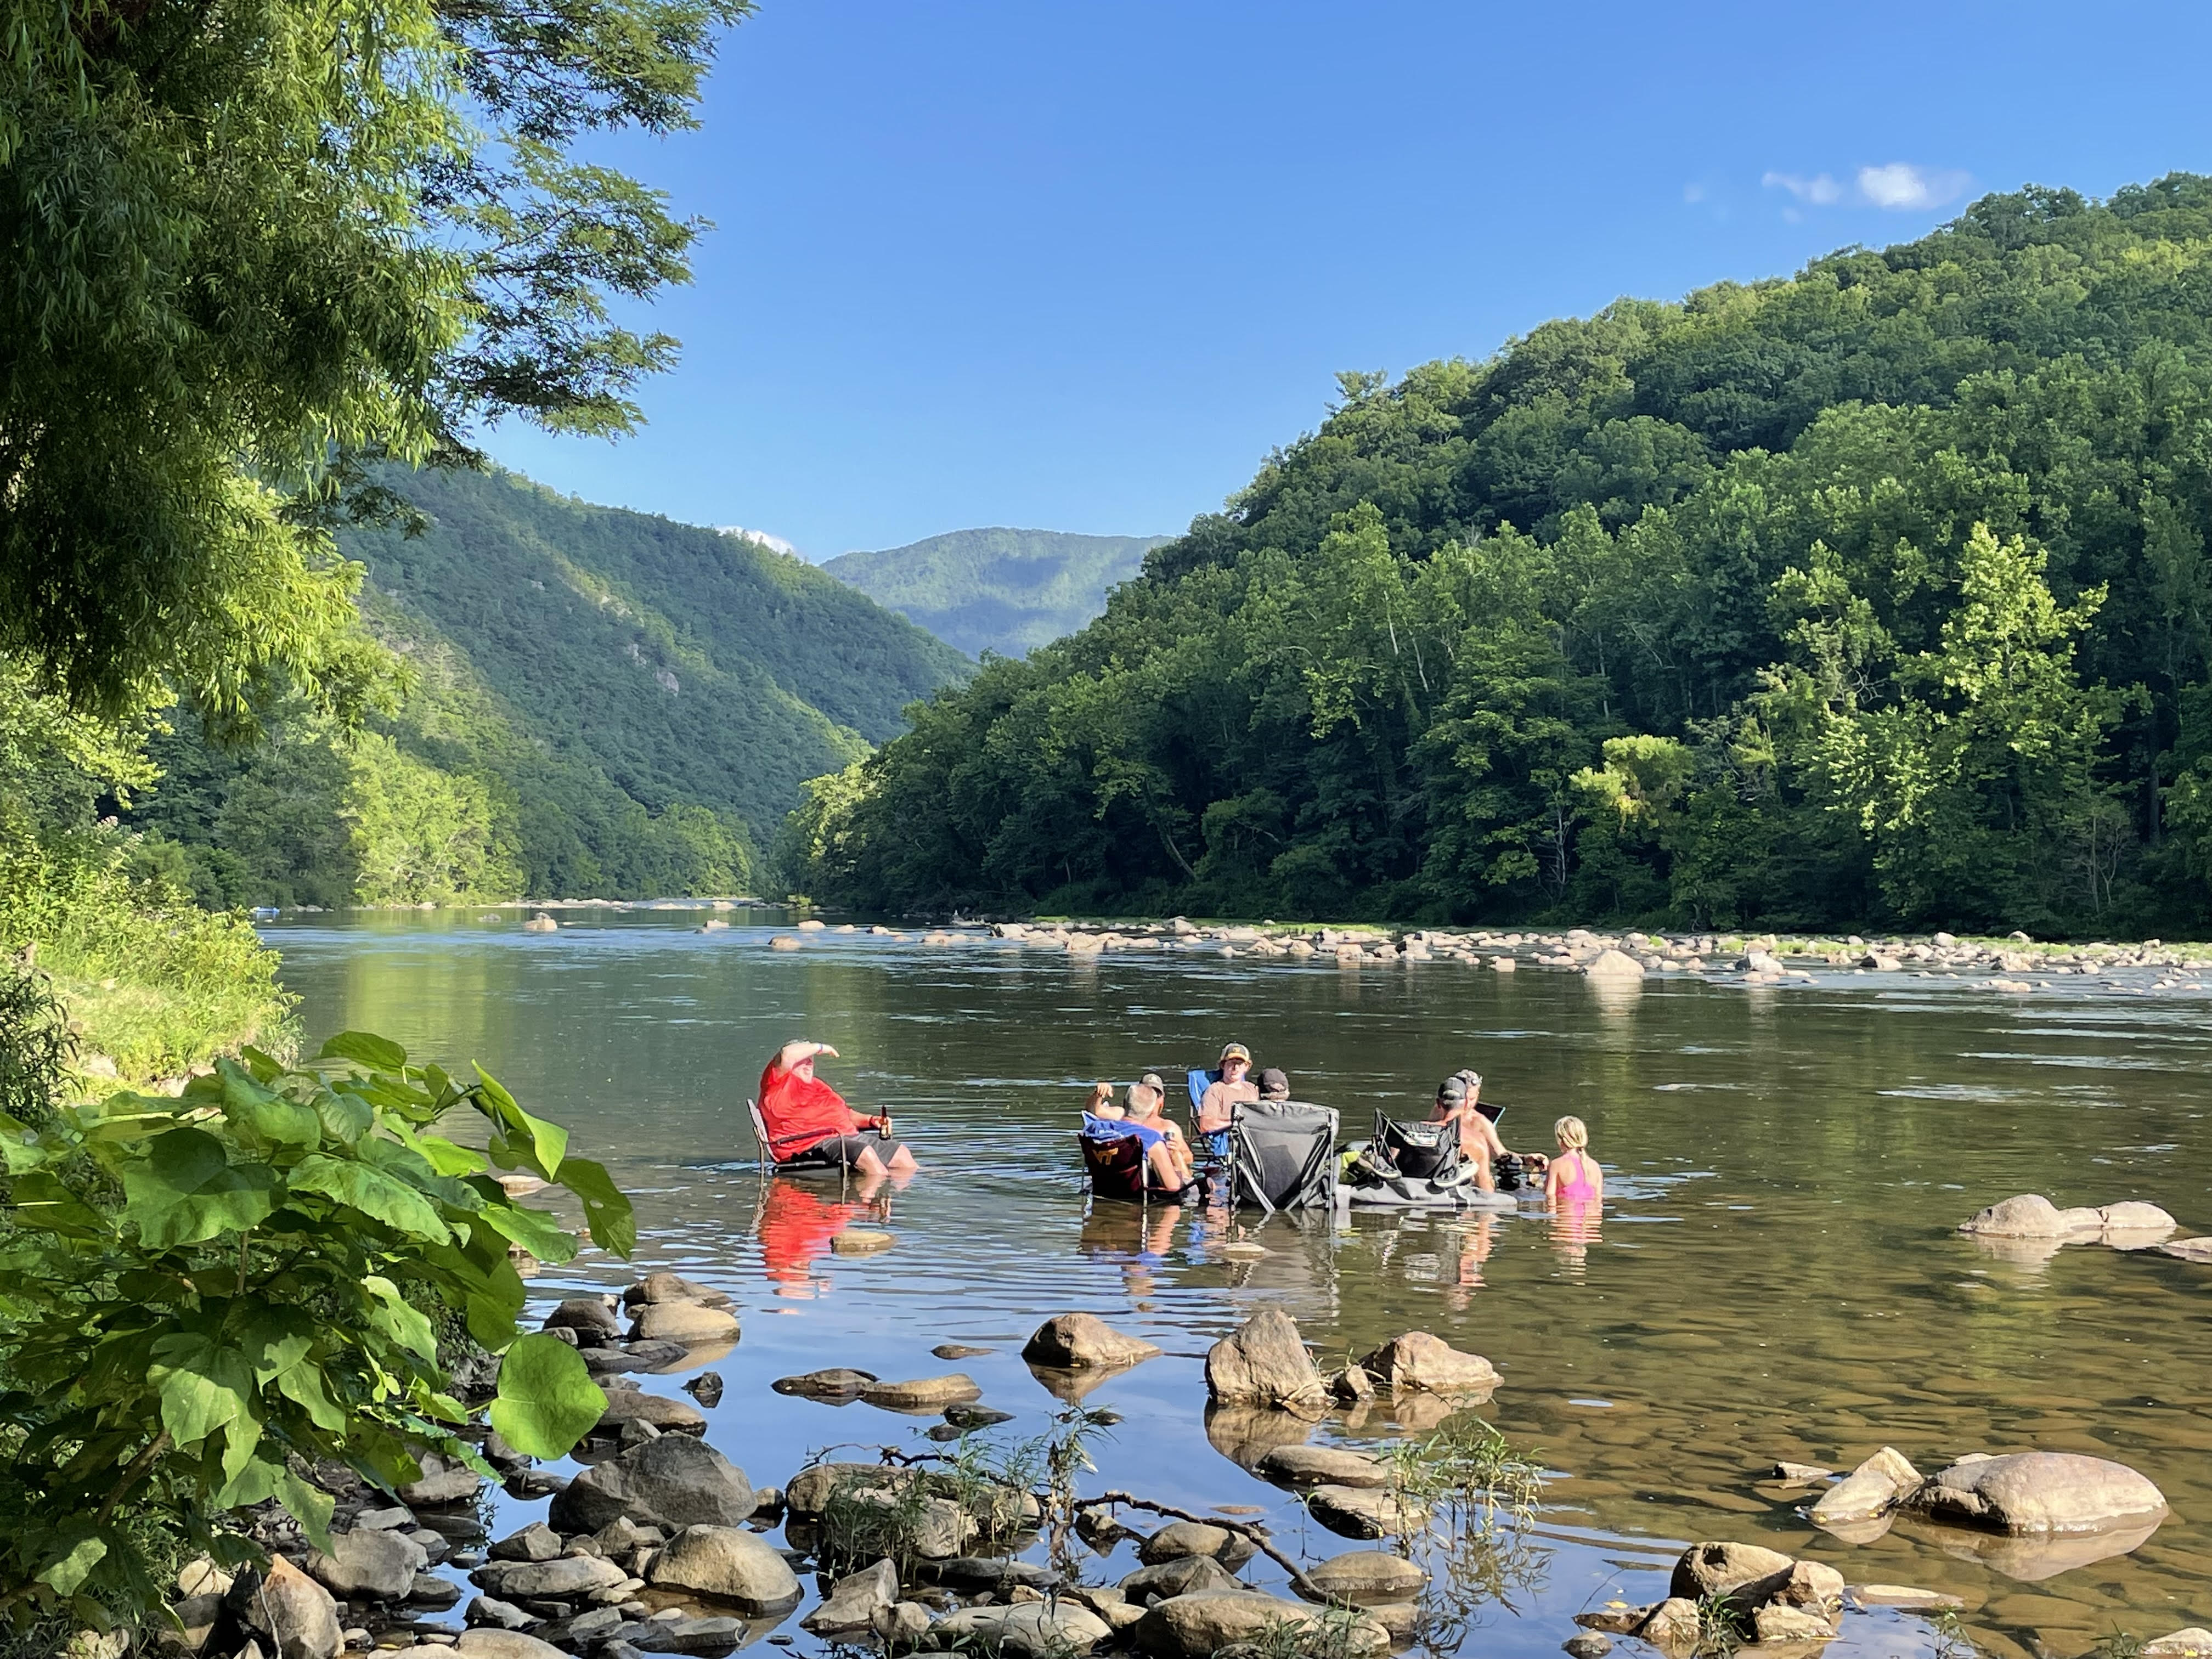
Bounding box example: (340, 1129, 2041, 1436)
(122, 466, 973, 904)
(786, 176, 2212, 936)
(823, 528, 1169, 659)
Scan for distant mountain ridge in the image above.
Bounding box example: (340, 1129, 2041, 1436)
(345, 467, 974, 835)
(823, 527, 1171, 659)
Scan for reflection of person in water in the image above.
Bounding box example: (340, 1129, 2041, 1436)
(1446, 1214, 1496, 1311)
(1076, 1198, 1181, 1306)
(757, 1180, 878, 1298)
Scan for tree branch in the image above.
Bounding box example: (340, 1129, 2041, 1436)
(1071, 1491, 1321, 1598)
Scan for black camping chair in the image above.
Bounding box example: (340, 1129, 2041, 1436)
(1372, 1111, 1462, 1183)
(1228, 1100, 1340, 1214)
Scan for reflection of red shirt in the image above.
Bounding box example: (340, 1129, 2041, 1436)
(758, 1059, 865, 1160)
(759, 1182, 867, 1286)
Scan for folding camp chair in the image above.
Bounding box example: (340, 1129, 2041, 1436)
(1372, 1111, 1463, 1183)
(1080, 1112, 1167, 1206)
(750, 1097, 853, 1194)
(1227, 1099, 1340, 1214)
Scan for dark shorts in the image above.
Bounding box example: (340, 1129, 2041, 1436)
(782, 1134, 908, 1170)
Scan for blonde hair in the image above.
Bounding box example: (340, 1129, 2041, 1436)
(1553, 1115, 1589, 1150)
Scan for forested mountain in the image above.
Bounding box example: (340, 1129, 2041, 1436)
(122, 467, 972, 905)
(783, 175, 2212, 936)
(824, 528, 1169, 658)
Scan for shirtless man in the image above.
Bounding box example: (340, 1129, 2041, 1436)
(1195, 1042, 1258, 1158)
(757, 1040, 919, 1179)
(1429, 1070, 1544, 1192)
(1124, 1073, 1195, 1191)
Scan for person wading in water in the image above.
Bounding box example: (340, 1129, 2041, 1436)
(757, 1041, 919, 1182)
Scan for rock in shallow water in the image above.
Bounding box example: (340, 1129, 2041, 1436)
(1808, 1447, 1921, 1526)
(1903, 1451, 2166, 1534)
(306, 1528, 427, 1601)
(861, 1374, 983, 1412)
(1120, 1556, 1243, 1600)
(547, 1433, 756, 1533)
(1203, 1308, 1328, 1410)
(1303, 1550, 1427, 1600)
(1132, 1590, 1389, 1658)
(1136, 1520, 1254, 1570)
(1306, 1483, 1425, 1539)
(1020, 1313, 1163, 1369)
(928, 1602, 1113, 1656)
(802, 1558, 899, 1633)
(646, 1523, 802, 1611)
(1356, 1331, 1498, 1396)
(1257, 1443, 1387, 1488)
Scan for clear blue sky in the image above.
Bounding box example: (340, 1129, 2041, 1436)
(484, 0, 2212, 561)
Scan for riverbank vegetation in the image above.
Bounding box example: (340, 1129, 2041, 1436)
(0, 995, 628, 1645)
(785, 176, 2212, 937)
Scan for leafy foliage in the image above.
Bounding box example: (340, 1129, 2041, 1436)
(823, 528, 1171, 661)
(0, 1026, 630, 1632)
(793, 176, 2212, 934)
(0, 0, 748, 729)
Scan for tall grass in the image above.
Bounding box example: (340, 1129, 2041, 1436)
(0, 807, 293, 1084)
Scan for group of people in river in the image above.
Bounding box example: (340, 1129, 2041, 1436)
(754, 1034, 1603, 1209)
(1080, 1040, 1605, 1207)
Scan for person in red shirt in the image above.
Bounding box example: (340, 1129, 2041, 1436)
(757, 1040, 918, 1178)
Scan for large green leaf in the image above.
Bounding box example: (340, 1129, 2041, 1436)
(319, 1030, 409, 1071)
(555, 1156, 636, 1259)
(474, 1066, 568, 1177)
(273, 1463, 336, 1554)
(469, 1189, 579, 1264)
(122, 1129, 276, 1247)
(488, 1333, 607, 1459)
(362, 1276, 439, 1362)
(288, 1154, 451, 1242)
(217, 1060, 322, 1149)
(37, 1531, 108, 1596)
(308, 1085, 375, 1147)
(149, 1333, 256, 1450)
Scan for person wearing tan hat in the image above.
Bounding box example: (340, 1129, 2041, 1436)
(1197, 1042, 1258, 1158)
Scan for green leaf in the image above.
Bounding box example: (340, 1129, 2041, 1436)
(216, 1060, 321, 1149)
(149, 1334, 256, 1450)
(272, 1354, 349, 1434)
(399, 1126, 487, 1178)
(488, 1333, 607, 1459)
(121, 1128, 276, 1247)
(469, 1190, 580, 1265)
(362, 1276, 439, 1362)
(554, 1156, 635, 1258)
(319, 1030, 408, 1071)
(274, 1464, 336, 1554)
(287, 1154, 451, 1242)
(308, 1085, 374, 1147)
(473, 1066, 568, 1177)
(38, 1532, 108, 1596)
(7, 1167, 112, 1236)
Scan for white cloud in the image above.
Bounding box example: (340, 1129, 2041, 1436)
(1763, 170, 1842, 206)
(1683, 182, 1706, 205)
(1855, 162, 1971, 211)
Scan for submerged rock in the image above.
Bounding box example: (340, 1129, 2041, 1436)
(1959, 1195, 2103, 1237)
(1903, 1451, 2166, 1533)
(1302, 1550, 1427, 1601)
(1203, 1308, 1328, 1410)
(1255, 1443, 1387, 1489)
(861, 1374, 984, 1412)
(1307, 1483, 1425, 1539)
(1848, 1585, 1963, 1611)
(1120, 1556, 1242, 1600)
(1133, 1590, 1388, 1658)
(772, 1368, 878, 1399)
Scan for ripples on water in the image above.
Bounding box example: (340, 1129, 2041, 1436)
(269, 916, 2212, 1659)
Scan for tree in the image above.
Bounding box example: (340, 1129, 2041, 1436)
(1, 0, 750, 729)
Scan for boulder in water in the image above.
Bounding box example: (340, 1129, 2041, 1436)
(647, 1523, 802, 1611)
(1021, 1313, 1162, 1369)
(1901, 1451, 2166, 1533)
(1356, 1331, 1498, 1395)
(1203, 1308, 1327, 1410)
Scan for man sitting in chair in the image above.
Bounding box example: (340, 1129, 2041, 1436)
(758, 1040, 918, 1178)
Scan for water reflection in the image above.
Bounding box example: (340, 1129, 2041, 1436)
(267, 916, 2212, 1659)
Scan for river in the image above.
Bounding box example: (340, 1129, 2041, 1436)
(268, 912, 2212, 1659)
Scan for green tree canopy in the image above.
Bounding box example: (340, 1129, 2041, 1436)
(0, 0, 748, 729)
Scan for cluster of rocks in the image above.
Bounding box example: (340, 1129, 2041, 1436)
(1575, 1540, 1850, 1651)
(543, 1274, 741, 1376)
(1799, 1445, 2167, 1541)
(1960, 1194, 2207, 1266)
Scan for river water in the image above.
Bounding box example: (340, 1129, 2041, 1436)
(267, 914, 2212, 1659)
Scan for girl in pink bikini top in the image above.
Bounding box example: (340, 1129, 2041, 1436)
(1544, 1115, 1604, 1204)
